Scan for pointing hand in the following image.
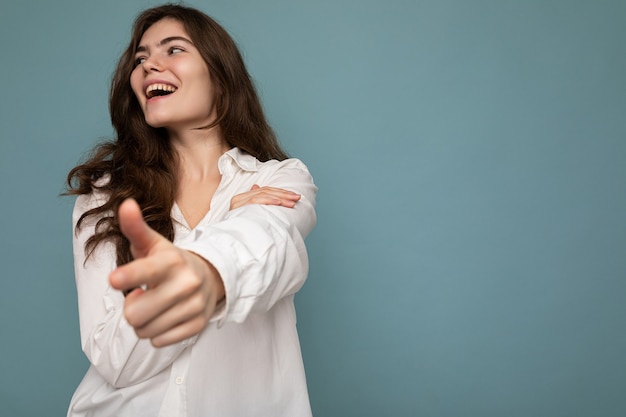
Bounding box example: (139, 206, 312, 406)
(109, 199, 224, 347)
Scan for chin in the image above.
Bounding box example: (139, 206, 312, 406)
(143, 114, 171, 128)
(145, 120, 167, 128)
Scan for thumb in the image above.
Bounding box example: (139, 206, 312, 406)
(118, 198, 163, 259)
(251, 184, 261, 190)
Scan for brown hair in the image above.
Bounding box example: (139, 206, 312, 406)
(66, 4, 287, 265)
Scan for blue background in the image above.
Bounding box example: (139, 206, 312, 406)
(1, 0, 625, 416)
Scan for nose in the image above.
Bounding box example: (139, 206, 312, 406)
(142, 56, 162, 72)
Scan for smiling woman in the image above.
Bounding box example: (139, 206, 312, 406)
(130, 19, 216, 131)
(64, 4, 316, 417)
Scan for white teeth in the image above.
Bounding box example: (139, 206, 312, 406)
(145, 83, 177, 98)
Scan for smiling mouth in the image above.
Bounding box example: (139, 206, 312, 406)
(146, 83, 177, 99)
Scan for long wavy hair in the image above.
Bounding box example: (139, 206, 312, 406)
(66, 4, 287, 265)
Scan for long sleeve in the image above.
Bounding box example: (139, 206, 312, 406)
(68, 150, 316, 416)
(176, 156, 317, 325)
(72, 193, 194, 388)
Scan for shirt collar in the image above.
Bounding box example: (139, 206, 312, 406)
(219, 147, 260, 174)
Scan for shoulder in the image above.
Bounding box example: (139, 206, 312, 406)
(221, 148, 317, 202)
(225, 147, 313, 177)
(257, 159, 313, 184)
(72, 175, 112, 225)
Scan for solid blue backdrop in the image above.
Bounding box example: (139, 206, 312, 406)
(0, 1, 624, 416)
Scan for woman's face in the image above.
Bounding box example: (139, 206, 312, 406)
(130, 18, 217, 132)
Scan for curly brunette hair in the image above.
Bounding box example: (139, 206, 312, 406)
(66, 4, 287, 265)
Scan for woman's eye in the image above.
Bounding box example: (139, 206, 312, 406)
(169, 47, 184, 55)
(134, 57, 146, 67)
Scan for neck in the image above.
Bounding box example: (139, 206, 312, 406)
(168, 125, 231, 180)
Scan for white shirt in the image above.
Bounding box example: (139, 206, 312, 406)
(67, 148, 317, 417)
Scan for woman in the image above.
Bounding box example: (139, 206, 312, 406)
(66, 4, 316, 416)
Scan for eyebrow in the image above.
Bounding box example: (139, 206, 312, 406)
(135, 36, 194, 53)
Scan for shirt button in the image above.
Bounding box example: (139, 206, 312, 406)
(175, 376, 184, 385)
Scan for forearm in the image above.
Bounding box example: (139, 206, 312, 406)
(177, 165, 317, 325)
(79, 298, 193, 388)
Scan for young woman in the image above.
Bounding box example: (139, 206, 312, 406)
(66, 5, 316, 416)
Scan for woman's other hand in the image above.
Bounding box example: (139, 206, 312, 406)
(109, 199, 225, 347)
(230, 184, 301, 210)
